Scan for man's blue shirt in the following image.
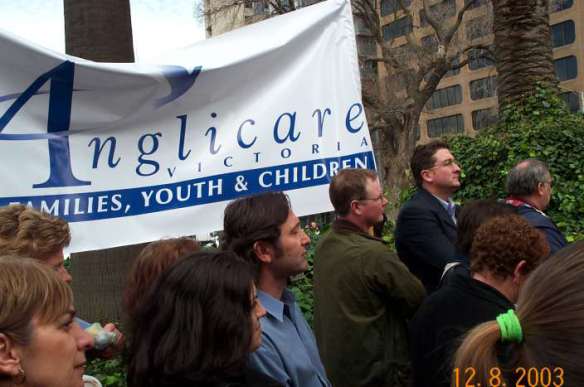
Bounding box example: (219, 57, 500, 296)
(249, 289, 331, 387)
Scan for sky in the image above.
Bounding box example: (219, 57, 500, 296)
(0, 0, 206, 61)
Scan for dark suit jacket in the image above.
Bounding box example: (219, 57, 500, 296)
(395, 189, 458, 292)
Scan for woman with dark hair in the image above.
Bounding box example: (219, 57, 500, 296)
(127, 250, 280, 387)
(453, 241, 584, 386)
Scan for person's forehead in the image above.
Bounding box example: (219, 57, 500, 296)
(433, 148, 454, 161)
(366, 177, 381, 191)
(281, 210, 299, 229)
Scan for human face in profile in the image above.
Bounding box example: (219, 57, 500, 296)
(44, 249, 72, 284)
(249, 284, 267, 352)
(17, 309, 93, 387)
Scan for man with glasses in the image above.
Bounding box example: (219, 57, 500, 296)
(313, 168, 425, 387)
(505, 159, 567, 254)
(395, 140, 462, 292)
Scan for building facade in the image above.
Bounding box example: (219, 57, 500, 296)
(377, 0, 583, 142)
(205, 0, 584, 142)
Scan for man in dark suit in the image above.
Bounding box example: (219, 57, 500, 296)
(395, 140, 462, 292)
(505, 159, 567, 255)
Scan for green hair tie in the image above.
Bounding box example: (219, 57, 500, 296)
(496, 309, 523, 343)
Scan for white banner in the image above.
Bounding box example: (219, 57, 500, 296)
(0, 0, 374, 253)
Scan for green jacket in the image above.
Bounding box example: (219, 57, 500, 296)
(314, 219, 425, 387)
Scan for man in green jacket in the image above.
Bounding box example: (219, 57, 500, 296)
(314, 168, 425, 387)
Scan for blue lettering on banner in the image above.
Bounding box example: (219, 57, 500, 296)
(0, 151, 375, 223)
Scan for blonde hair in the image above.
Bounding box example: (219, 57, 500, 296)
(0, 204, 70, 261)
(453, 241, 584, 386)
(0, 256, 73, 346)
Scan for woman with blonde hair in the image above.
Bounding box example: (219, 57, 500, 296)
(0, 256, 93, 387)
(453, 241, 584, 386)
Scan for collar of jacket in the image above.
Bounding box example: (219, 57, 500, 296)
(332, 218, 388, 244)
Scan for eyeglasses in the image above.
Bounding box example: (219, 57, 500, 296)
(430, 158, 459, 169)
(359, 193, 385, 202)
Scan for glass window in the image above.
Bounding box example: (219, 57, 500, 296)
(421, 34, 438, 50)
(446, 58, 461, 77)
(419, 0, 456, 27)
(383, 16, 413, 41)
(472, 108, 498, 130)
(464, 0, 488, 9)
(559, 91, 581, 112)
(468, 46, 495, 70)
(427, 114, 464, 137)
(470, 76, 497, 100)
(466, 17, 490, 40)
(357, 36, 377, 57)
(381, 0, 411, 16)
(428, 85, 462, 110)
(554, 56, 578, 81)
(551, 20, 575, 48)
(550, 0, 573, 12)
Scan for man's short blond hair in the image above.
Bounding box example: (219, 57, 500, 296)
(0, 204, 70, 261)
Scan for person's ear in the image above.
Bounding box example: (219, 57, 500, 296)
(512, 260, 528, 285)
(350, 200, 362, 216)
(421, 169, 433, 185)
(0, 333, 21, 377)
(536, 182, 546, 197)
(253, 241, 275, 264)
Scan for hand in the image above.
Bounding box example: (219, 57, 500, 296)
(98, 323, 125, 359)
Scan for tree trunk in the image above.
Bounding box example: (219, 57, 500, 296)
(63, 0, 137, 325)
(64, 0, 135, 62)
(493, 0, 557, 107)
(377, 111, 419, 219)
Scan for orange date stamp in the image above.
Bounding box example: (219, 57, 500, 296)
(453, 367, 565, 387)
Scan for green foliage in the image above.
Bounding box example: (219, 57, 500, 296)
(289, 224, 324, 327)
(86, 356, 127, 387)
(449, 86, 584, 241)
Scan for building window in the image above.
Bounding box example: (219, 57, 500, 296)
(464, 0, 488, 9)
(472, 108, 498, 130)
(428, 85, 462, 110)
(381, 0, 411, 16)
(419, 0, 456, 27)
(466, 17, 490, 40)
(551, 20, 575, 48)
(550, 0, 573, 12)
(446, 58, 461, 77)
(560, 91, 581, 112)
(383, 16, 413, 41)
(554, 56, 578, 81)
(470, 76, 497, 100)
(421, 34, 438, 50)
(354, 16, 371, 35)
(468, 46, 494, 70)
(427, 114, 464, 137)
(357, 36, 377, 57)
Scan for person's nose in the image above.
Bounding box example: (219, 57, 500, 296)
(301, 229, 310, 246)
(59, 267, 73, 284)
(256, 300, 267, 319)
(72, 321, 94, 351)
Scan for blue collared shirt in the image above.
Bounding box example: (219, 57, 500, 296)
(249, 289, 331, 387)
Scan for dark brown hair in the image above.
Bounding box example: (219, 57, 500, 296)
(456, 200, 516, 257)
(470, 214, 549, 279)
(127, 250, 256, 387)
(124, 237, 199, 323)
(454, 241, 584, 386)
(329, 168, 378, 216)
(221, 192, 290, 273)
(410, 140, 450, 188)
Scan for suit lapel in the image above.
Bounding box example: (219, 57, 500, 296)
(418, 189, 457, 229)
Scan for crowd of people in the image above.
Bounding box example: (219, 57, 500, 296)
(0, 139, 582, 387)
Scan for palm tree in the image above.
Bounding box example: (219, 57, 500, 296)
(492, 0, 558, 107)
(64, 0, 135, 62)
